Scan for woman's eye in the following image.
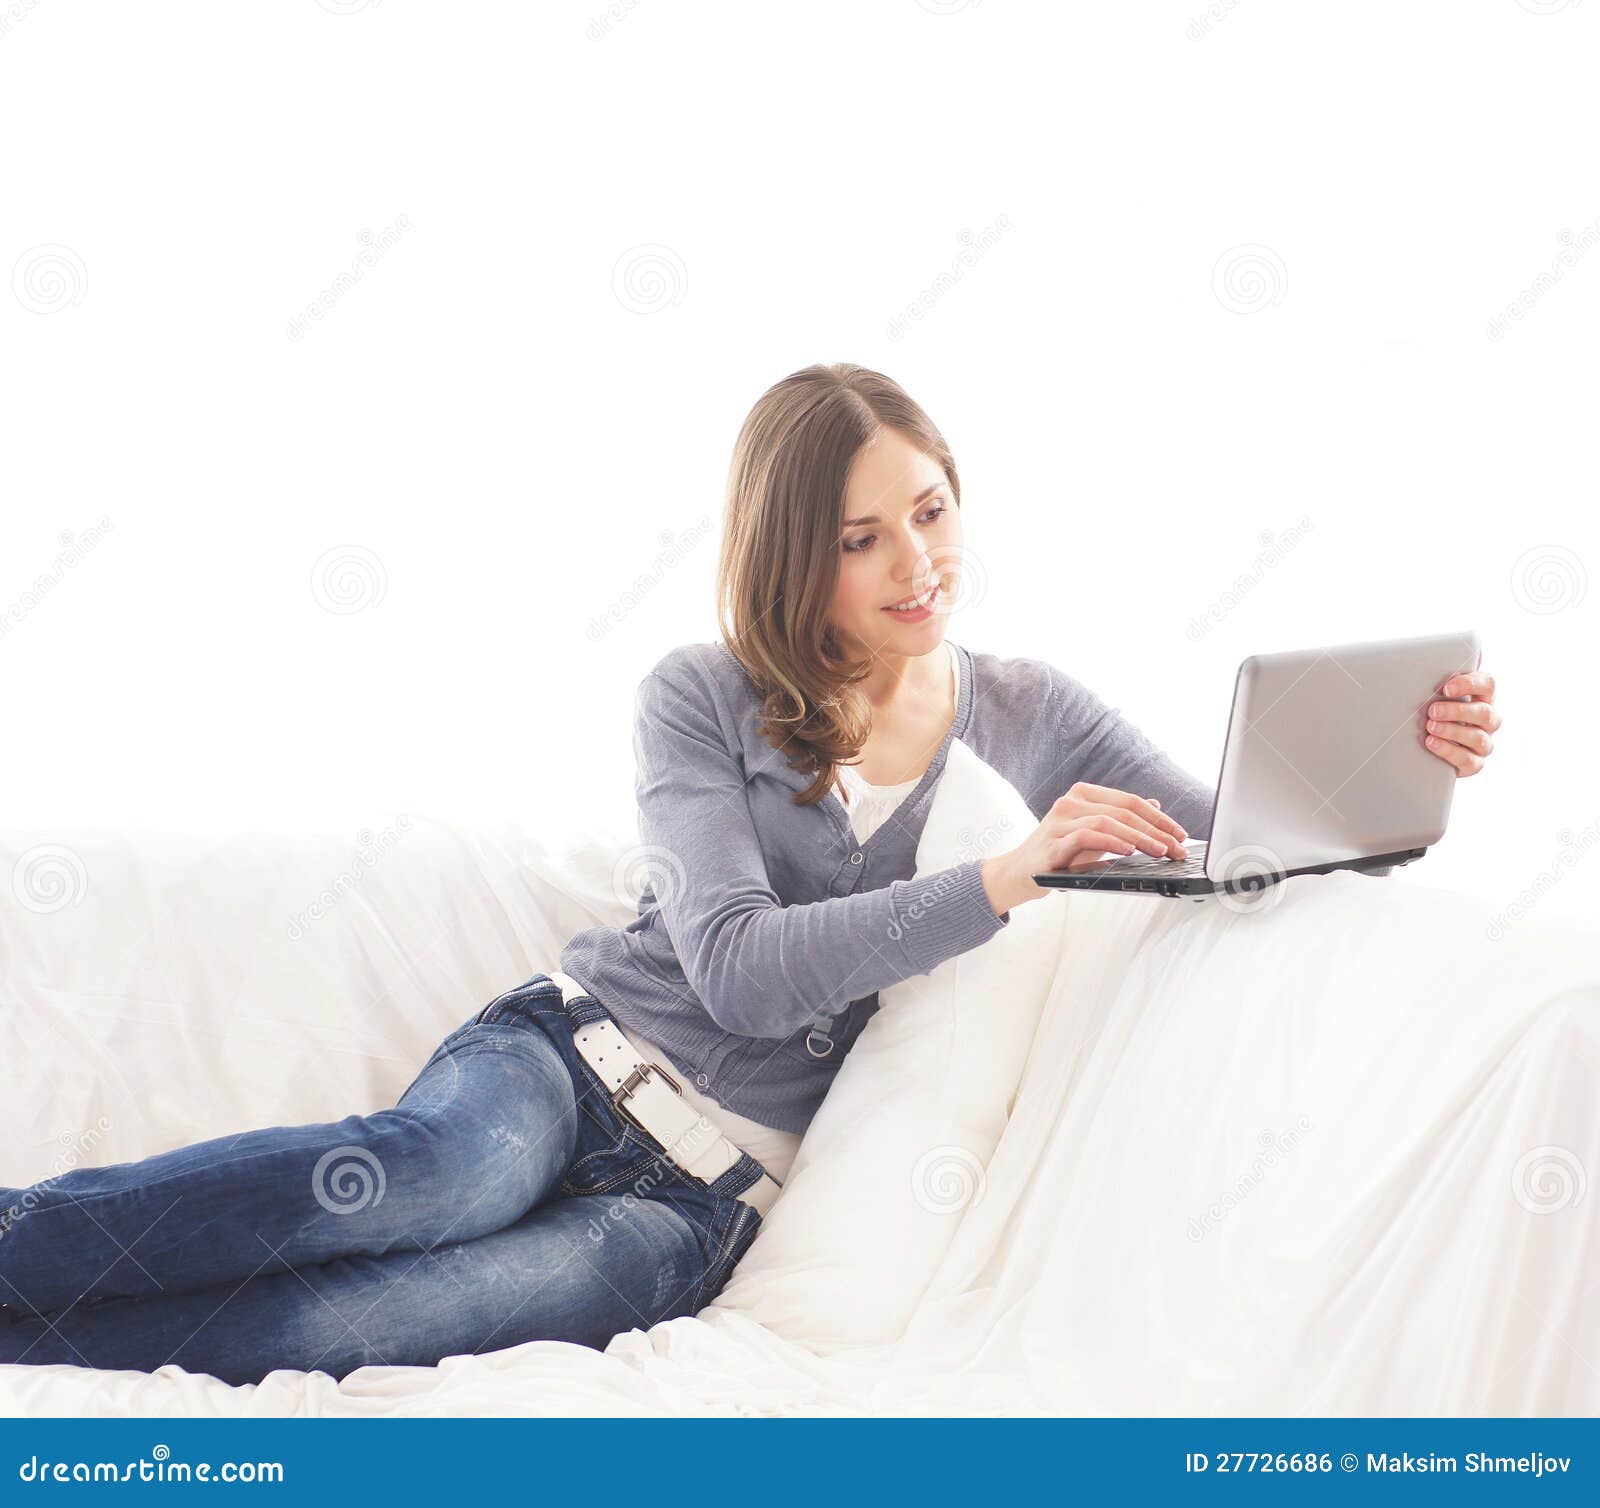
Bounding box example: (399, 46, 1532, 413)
(842, 503, 947, 554)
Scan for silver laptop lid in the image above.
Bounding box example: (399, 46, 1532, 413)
(1206, 630, 1481, 876)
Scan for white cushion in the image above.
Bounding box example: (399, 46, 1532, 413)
(712, 739, 1066, 1349)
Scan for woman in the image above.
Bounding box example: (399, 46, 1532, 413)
(0, 364, 1501, 1386)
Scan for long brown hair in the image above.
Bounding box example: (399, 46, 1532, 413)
(715, 363, 961, 807)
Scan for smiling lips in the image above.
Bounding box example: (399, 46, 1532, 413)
(883, 585, 940, 613)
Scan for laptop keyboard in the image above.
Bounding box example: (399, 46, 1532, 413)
(1103, 838, 1209, 876)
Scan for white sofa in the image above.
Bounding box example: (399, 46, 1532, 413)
(2, 767, 1596, 1417)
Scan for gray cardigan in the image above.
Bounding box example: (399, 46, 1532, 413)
(560, 638, 1252, 1135)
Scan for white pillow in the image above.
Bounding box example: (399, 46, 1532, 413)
(712, 739, 1067, 1351)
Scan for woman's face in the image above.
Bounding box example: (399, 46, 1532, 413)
(828, 429, 962, 658)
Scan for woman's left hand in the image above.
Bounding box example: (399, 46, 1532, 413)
(1422, 669, 1499, 777)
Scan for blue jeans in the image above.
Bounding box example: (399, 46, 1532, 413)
(0, 974, 770, 1386)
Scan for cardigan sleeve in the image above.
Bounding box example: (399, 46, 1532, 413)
(1037, 664, 1394, 876)
(633, 667, 1010, 1039)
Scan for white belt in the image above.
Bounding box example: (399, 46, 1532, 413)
(545, 971, 782, 1218)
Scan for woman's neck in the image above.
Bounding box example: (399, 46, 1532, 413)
(852, 639, 952, 712)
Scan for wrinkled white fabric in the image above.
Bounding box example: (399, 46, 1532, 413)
(714, 740, 1059, 1348)
(1, 765, 1595, 1416)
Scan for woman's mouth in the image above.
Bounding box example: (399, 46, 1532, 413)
(881, 585, 940, 621)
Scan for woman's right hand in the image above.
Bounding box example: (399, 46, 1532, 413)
(980, 783, 1190, 917)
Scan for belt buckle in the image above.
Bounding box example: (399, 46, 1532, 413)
(610, 1058, 684, 1136)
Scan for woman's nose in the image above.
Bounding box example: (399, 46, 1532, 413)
(891, 541, 934, 580)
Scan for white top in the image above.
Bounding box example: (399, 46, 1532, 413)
(614, 640, 960, 1187)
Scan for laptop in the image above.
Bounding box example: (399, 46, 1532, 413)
(1033, 630, 1481, 902)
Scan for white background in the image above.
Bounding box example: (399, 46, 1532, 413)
(2, 1, 1594, 926)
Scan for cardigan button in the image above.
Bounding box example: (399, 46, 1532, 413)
(849, 851, 863, 864)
